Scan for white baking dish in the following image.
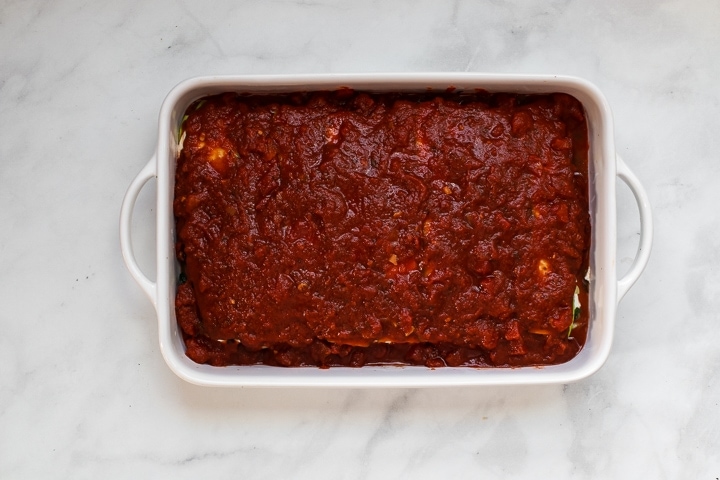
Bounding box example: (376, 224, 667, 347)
(120, 73, 652, 387)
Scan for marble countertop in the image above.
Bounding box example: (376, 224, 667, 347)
(1, 0, 718, 477)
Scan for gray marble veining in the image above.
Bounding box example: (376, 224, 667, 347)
(1, 0, 719, 477)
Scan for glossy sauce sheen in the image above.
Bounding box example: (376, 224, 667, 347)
(174, 90, 590, 368)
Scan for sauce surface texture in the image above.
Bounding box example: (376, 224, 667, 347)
(174, 90, 590, 368)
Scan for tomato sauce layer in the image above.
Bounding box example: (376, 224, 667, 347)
(174, 90, 590, 368)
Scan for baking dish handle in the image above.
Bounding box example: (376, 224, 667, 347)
(616, 154, 653, 303)
(120, 155, 158, 306)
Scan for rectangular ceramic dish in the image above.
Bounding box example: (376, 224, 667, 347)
(120, 73, 652, 387)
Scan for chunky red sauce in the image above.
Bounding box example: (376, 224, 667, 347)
(174, 90, 590, 368)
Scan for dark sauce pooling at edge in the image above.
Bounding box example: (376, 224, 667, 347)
(173, 90, 590, 368)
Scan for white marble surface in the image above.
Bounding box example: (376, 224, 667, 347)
(1, 0, 719, 477)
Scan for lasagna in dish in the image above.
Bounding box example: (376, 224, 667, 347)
(174, 90, 590, 368)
